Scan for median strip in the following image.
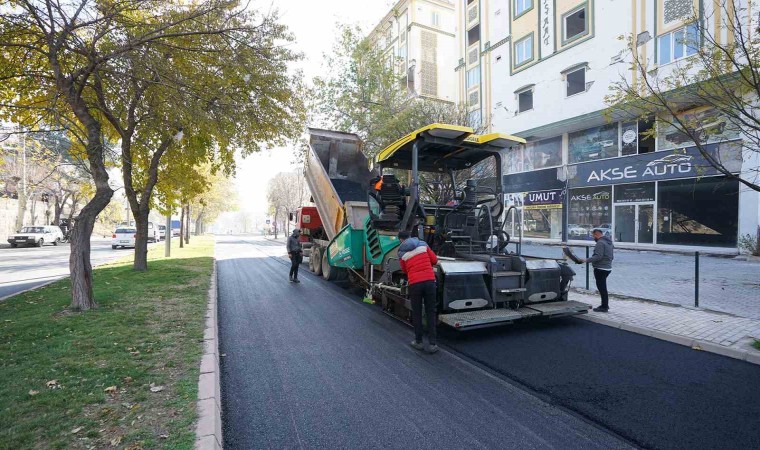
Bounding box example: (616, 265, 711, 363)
(0, 236, 214, 449)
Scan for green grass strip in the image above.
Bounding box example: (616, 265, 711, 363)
(0, 237, 215, 449)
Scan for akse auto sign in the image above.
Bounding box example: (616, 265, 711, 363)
(564, 143, 741, 188)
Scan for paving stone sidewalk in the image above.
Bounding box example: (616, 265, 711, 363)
(518, 242, 760, 319)
(573, 291, 760, 363)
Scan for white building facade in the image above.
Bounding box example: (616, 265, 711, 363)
(455, 0, 760, 253)
(369, 0, 458, 102)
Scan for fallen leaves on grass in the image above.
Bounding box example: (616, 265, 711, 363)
(28, 390, 39, 396)
(149, 383, 164, 393)
(123, 376, 133, 384)
(104, 386, 118, 395)
(46, 380, 59, 389)
(110, 436, 122, 447)
(70, 426, 83, 434)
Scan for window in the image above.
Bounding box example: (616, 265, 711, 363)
(563, 5, 588, 43)
(466, 66, 480, 89)
(657, 106, 740, 150)
(514, 0, 533, 17)
(431, 11, 440, 27)
(568, 187, 612, 241)
(514, 35, 533, 67)
(657, 177, 738, 247)
(566, 67, 586, 96)
(657, 23, 698, 65)
(568, 123, 619, 163)
(517, 88, 533, 113)
(398, 45, 407, 60)
(468, 25, 481, 46)
(621, 118, 655, 156)
(504, 136, 562, 173)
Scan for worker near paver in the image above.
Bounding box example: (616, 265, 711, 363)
(397, 230, 439, 354)
(287, 228, 303, 283)
(579, 228, 614, 312)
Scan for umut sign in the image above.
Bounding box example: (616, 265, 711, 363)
(566, 143, 740, 188)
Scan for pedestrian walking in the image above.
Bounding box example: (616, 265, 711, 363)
(287, 229, 303, 283)
(579, 228, 614, 312)
(397, 230, 439, 354)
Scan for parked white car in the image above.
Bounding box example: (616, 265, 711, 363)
(158, 224, 166, 240)
(112, 227, 137, 249)
(147, 221, 159, 243)
(7, 225, 64, 247)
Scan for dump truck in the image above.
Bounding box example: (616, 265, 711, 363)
(304, 125, 590, 330)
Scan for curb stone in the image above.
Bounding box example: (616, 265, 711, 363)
(195, 261, 222, 450)
(579, 313, 759, 366)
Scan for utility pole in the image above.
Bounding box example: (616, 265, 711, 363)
(165, 212, 172, 257)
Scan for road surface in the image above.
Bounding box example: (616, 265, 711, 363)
(0, 238, 143, 299)
(217, 236, 760, 449)
(217, 236, 629, 449)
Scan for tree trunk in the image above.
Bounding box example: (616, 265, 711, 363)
(273, 210, 278, 239)
(194, 209, 204, 235)
(179, 206, 185, 249)
(69, 187, 112, 310)
(14, 190, 27, 231)
(184, 204, 190, 244)
(133, 206, 150, 271)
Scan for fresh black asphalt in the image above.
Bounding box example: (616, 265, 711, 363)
(443, 319, 760, 449)
(217, 236, 760, 449)
(216, 236, 628, 449)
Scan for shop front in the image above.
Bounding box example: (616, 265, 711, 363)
(565, 142, 743, 248)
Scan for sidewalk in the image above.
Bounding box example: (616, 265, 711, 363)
(518, 242, 760, 319)
(573, 290, 760, 364)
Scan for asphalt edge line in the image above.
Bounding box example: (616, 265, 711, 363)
(0, 278, 61, 303)
(578, 314, 760, 365)
(195, 260, 223, 450)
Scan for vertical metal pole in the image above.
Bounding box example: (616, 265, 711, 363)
(411, 140, 422, 239)
(694, 251, 699, 307)
(165, 214, 171, 257)
(585, 246, 590, 290)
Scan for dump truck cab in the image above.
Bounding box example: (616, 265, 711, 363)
(368, 124, 589, 329)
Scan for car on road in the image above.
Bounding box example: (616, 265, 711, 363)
(112, 227, 137, 249)
(158, 224, 166, 240)
(7, 225, 65, 247)
(147, 221, 159, 243)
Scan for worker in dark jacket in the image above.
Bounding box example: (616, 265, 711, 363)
(398, 230, 439, 354)
(287, 229, 303, 283)
(579, 229, 614, 312)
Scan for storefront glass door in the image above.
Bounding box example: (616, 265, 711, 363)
(614, 205, 636, 242)
(614, 203, 655, 244)
(637, 204, 654, 244)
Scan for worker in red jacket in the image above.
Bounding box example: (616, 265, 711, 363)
(398, 230, 439, 354)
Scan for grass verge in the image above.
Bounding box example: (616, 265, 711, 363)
(753, 340, 760, 351)
(0, 237, 214, 449)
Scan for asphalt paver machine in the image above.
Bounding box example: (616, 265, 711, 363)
(305, 124, 589, 330)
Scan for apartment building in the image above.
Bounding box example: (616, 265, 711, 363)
(456, 0, 759, 252)
(368, 0, 458, 102)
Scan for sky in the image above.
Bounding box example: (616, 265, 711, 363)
(232, 0, 395, 220)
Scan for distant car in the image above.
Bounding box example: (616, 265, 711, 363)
(568, 224, 588, 237)
(112, 227, 137, 249)
(158, 224, 166, 240)
(592, 224, 612, 238)
(147, 221, 159, 243)
(171, 220, 181, 237)
(7, 225, 64, 247)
